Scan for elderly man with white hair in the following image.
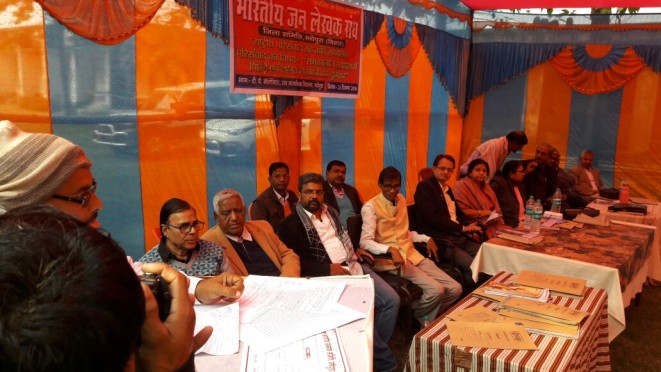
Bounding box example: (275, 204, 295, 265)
(202, 188, 300, 277)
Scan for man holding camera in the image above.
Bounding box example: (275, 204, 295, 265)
(0, 120, 241, 370)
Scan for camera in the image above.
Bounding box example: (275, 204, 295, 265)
(140, 272, 171, 321)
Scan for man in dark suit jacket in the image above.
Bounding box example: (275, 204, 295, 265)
(323, 160, 363, 228)
(276, 173, 400, 371)
(523, 143, 557, 209)
(414, 154, 483, 287)
(250, 162, 298, 230)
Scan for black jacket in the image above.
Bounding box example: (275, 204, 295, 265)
(414, 176, 468, 238)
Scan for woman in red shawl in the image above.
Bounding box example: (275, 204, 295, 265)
(453, 159, 505, 239)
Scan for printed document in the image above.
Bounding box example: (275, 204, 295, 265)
(238, 276, 365, 352)
(194, 301, 240, 355)
(241, 329, 349, 372)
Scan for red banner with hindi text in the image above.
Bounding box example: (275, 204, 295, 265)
(230, 0, 363, 98)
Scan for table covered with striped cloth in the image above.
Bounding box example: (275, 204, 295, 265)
(406, 271, 610, 372)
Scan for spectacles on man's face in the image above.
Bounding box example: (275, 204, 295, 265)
(165, 220, 205, 234)
(381, 183, 401, 191)
(301, 189, 324, 196)
(434, 166, 454, 173)
(51, 180, 97, 207)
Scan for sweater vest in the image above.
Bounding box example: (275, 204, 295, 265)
(369, 193, 425, 265)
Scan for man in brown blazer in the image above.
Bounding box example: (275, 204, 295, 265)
(203, 188, 300, 277)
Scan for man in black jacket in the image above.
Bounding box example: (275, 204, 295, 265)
(251, 162, 298, 230)
(414, 154, 483, 287)
(277, 172, 400, 372)
(323, 160, 363, 228)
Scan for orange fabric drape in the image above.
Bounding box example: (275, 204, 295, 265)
(136, 1, 207, 251)
(255, 94, 278, 193)
(36, 0, 165, 45)
(551, 45, 646, 95)
(407, 0, 471, 24)
(299, 98, 322, 174)
(374, 17, 423, 78)
(1, 3, 52, 134)
(523, 62, 572, 164)
(460, 95, 484, 168)
(616, 67, 661, 200)
(276, 103, 303, 186)
(355, 41, 386, 200)
(406, 47, 434, 201)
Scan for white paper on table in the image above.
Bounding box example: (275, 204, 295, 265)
(240, 302, 365, 352)
(238, 275, 346, 323)
(194, 301, 240, 355)
(542, 218, 562, 227)
(241, 329, 349, 372)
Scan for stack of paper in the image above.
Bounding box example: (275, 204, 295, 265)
(446, 321, 538, 350)
(514, 271, 586, 299)
(481, 283, 550, 302)
(495, 310, 579, 339)
(497, 230, 543, 244)
(502, 297, 589, 326)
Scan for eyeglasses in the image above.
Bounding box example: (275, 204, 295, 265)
(434, 166, 455, 172)
(51, 180, 97, 207)
(165, 220, 205, 234)
(302, 189, 324, 196)
(382, 184, 401, 191)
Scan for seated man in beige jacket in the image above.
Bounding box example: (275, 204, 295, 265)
(360, 166, 462, 323)
(202, 189, 300, 277)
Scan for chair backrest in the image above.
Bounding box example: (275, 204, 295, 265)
(418, 167, 433, 182)
(346, 214, 362, 249)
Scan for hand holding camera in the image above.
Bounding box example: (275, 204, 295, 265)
(137, 263, 213, 372)
(140, 272, 171, 321)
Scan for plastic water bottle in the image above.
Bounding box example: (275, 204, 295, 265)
(619, 179, 630, 204)
(551, 188, 562, 213)
(524, 196, 535, 229)
(530, 199, 543, 234)
(422, 315, 431, 328)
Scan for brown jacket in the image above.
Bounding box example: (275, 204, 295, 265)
(202, 220, 300, 277)
(250, 188, 298, 230)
